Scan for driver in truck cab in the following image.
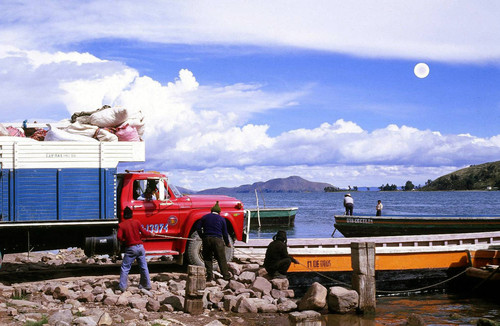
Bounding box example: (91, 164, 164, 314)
(134, 180, 159, 201)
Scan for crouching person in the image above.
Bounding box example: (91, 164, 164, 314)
(264, 230, 299, 279)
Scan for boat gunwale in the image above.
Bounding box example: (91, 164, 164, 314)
(334, 214, 500, 221)
(246, 207, 299, 212)
(235, 231, 500, 248)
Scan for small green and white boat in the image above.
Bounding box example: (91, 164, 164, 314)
(247, 207, 298, 227)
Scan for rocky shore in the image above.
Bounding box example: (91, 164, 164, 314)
(0, 249, 334, 326)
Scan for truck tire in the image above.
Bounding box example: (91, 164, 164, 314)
(185, 231, 235, 268)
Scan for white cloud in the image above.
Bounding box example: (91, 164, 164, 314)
(1, 1, 500, 63)
(2, 46, 500, 190)
(163, 164, 460, 191)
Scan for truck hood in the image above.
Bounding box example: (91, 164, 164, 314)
(185, 194, 242, 208)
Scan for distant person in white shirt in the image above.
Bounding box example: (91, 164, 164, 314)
(376, 200, 383, 216)
(344, 193, 354, 215)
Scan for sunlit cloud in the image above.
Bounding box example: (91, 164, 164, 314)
(2, 47, 500, 190)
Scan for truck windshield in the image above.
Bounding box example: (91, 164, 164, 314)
(170, 184, 183, 198)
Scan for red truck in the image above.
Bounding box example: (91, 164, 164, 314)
(0, 138, 247, 267)
(115, 170, 247, 265)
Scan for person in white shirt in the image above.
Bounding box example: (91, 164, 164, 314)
(376, 200, 383, 216)
(344, 193, 354, 215)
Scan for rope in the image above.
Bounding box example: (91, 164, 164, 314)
(376, 269, 468, 294)
(152, 236, 469, 295)
(232, 247, 352, 287)
(471, 265, 500, 292)
(153, 234, 200, 241)
(295, 261, 353, 288)
(233, 246, 469, 295)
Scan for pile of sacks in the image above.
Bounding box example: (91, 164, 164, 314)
(0, 105, 144, 142)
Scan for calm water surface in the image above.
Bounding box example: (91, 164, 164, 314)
(231, 191, 500, 324)
(233, 191, 500, 239)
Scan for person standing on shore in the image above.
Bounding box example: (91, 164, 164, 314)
(376, 200, 383, 216)
(264, 230, 299, 279)
(344, 193, 354, 215)
(117, 207, 155, 291)
(197, 201, 232, 282)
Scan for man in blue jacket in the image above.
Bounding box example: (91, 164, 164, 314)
(197, 201, 232, 281)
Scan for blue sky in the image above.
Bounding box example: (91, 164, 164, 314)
(1, 1, 500, 190)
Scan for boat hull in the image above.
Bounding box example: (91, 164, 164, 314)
(334, 215, 500, 237)
(235, 231, 500, 294)
(248, 207, 298, 227)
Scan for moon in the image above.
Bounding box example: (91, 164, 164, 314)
(414, 63, 430, 78)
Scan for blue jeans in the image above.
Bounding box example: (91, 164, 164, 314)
(119, 244, 151, 290)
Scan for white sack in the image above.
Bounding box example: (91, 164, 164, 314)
(90, 106, 129, 127)
(45, 124, 98, 142)
(64, 121, 118, 142)
(64, 121, 98, 138)
(95, 128, 118, 142)
(0, 123, 9, 136)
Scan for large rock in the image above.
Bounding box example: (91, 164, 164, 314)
(97, 312, 113, 325)
(271, 278, 289, 290)
(48, 309, 73, 325)
(297, 282, 327, 311)
(288, 310, 323, 325)
(238, 271, 257, 283)
(227, 262, 242, 276)
(129, 296, 148, 310)
(73, 316, 98, 326)
(228, 280, 246, 292)
(53, 286, 72, 301)
(236, 297, 258, 313)
(241, 263, 260, 272)
(161, 295, 184, 311)
(277, 298, 297, 312)
(327, 286, 358, 313)
(251, 277, 272, 296)
(223, 295, 238, 312)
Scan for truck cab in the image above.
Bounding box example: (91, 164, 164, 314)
(117, 171, 247, 265)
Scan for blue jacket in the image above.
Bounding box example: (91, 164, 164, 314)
(197, 212, 230, 245)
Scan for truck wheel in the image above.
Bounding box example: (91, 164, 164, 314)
(185, 231, 235, 268)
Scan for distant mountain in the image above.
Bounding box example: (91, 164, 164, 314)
(422, 161, 500, 191)
(197, 176, 334, 194)
(175, 186, 197, 195)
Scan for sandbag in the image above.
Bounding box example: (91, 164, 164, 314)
(71, 105, 110, 123)
(0, 123, 8, 136)
(30, 129, 48, 141)
(6, 126, 25, 137)
(62, 122, 118, 142)
(45, 125, 98, 142)
(90, 106, 129, 128)
(95, 128, 118, 142)
(115, 124, 140, 141)
(120, 110, 145, 138)
(64, 121, 98, 138)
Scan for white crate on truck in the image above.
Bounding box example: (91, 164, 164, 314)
(0, 137, 145, 169)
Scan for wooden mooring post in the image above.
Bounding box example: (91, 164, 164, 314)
(350, 242, 376, 314)
(184, 265, 206, 314)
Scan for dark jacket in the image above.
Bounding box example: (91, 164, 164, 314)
(197, 212, 230, 245)
(264, 231, 295, 268)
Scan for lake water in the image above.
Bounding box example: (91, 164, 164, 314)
(232, 191, 500, 324)
(233, 190, 500, 239)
